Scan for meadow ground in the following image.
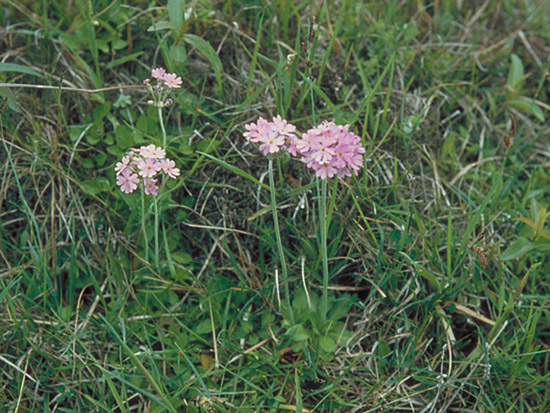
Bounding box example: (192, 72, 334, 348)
(1, 0, 550, 411)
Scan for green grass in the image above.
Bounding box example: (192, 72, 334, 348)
(2, 0, 550, 411)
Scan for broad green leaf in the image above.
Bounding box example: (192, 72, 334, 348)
(171, 251, 192, 264)
(286, 324, 311, 342)
(319, 336, 337, 353)
(500, 237, 534, 260)
(169, 43, 187, 63)
(81, 178, 110, 195)
(507, 54, 524, 96)
(147, 21, 174, 32)
(168, 0, 185, 29)
(515, 216, 535, 229)
(534, 207, 548, 235)
(115, 124, 134, 149)
(0, 63, 43, 77)
(105, 52, 144, 70)
(194, 319, 212, 334)
(508, 98, 545, 122)
(182, 34, 223, 93)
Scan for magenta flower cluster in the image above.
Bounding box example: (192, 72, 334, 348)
(115, 144, 180, 195)
(243, 117, 365, 179)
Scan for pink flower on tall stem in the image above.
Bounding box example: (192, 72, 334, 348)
(163, 73, 183, 89)
(115, 144, 180, 196)
(294, 121, 365, 179)
(115, 156, 131, 175)
(159, 159, 180, 179)
(116, 169, 139, 194)
(151, 67, 167, 80)
(243, 116, 298, 155)
(139, 144, 166, 159)
(144, 178, 159, 196)
(138, 158, 161, 178)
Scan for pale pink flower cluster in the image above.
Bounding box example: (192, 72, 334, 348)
(150, 67, 182, 89)
(243, 115, 298, 156)
(243, 117, 365, 179)
(115, 144, 180, 195)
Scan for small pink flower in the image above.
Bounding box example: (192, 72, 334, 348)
(285, 135, 299, 157)
(163, 73, 183, 89)
(258, 128, 286, 155)
(138, 158, 161, 178)
(139, 144, 166, 159)
(272, 115, 296, 136)
(159, 159, 180, 179)
(151, 67, 166, 80)
(296, 132, 314, 153)
(144, 178, 158, 196)
(115, 156, 131, 175)
(313, 162, 337, 179)
(244, 117, 270, 143)
(116, 169, 139, 194)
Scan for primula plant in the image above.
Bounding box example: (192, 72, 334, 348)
(243, 116, 365, 328)
(114, 67, 182, 268)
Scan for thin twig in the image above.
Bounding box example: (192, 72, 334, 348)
(0, 83, 144, 93)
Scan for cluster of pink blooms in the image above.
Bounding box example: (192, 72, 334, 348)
(115, 144, 180, 195)
(148, 67, 182, 89)
(243, 117, 365, 179)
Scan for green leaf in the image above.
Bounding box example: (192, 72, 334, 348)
(113, 94, 132, 109)
(500, 237, 534, 261)
(93, 102, 111, 121)
(508, 98, 545, 122)
(167, 0, 185, 29)
(147, 21, 174, 32)
(0, 87, 21, 112)
(105, 52, 145, 70)
(286, 324, 311, 342)
(194, 319, 212, 335)
(0, 63, 44, 77)
(81, 178, 110, 195)
(182, 34, 223, 93)
(198, 152, 270, 192)
(399, 252, 441, 290)
(115, 124, 134, 149)
(169, 43, 187, 63)
(171, 251, 192, 265)
(377, 340, 391, 358)
(319, 336, 337, 353)
(507, 54, 524, 96)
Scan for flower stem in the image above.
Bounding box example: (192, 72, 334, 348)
(319, 177, 329, 323)
(158, 105, 167, 149)
(269, 158, 294, 324)
(154, 196, 159, 270)
(141, 185, 149, 262)
(156, 105, 166, 269)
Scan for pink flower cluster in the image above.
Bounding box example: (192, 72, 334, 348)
(115, 144, 180, 195)
(150, 67, 182, 89)
(243, 115, 298, 156)
(243, 117, 365, 179)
